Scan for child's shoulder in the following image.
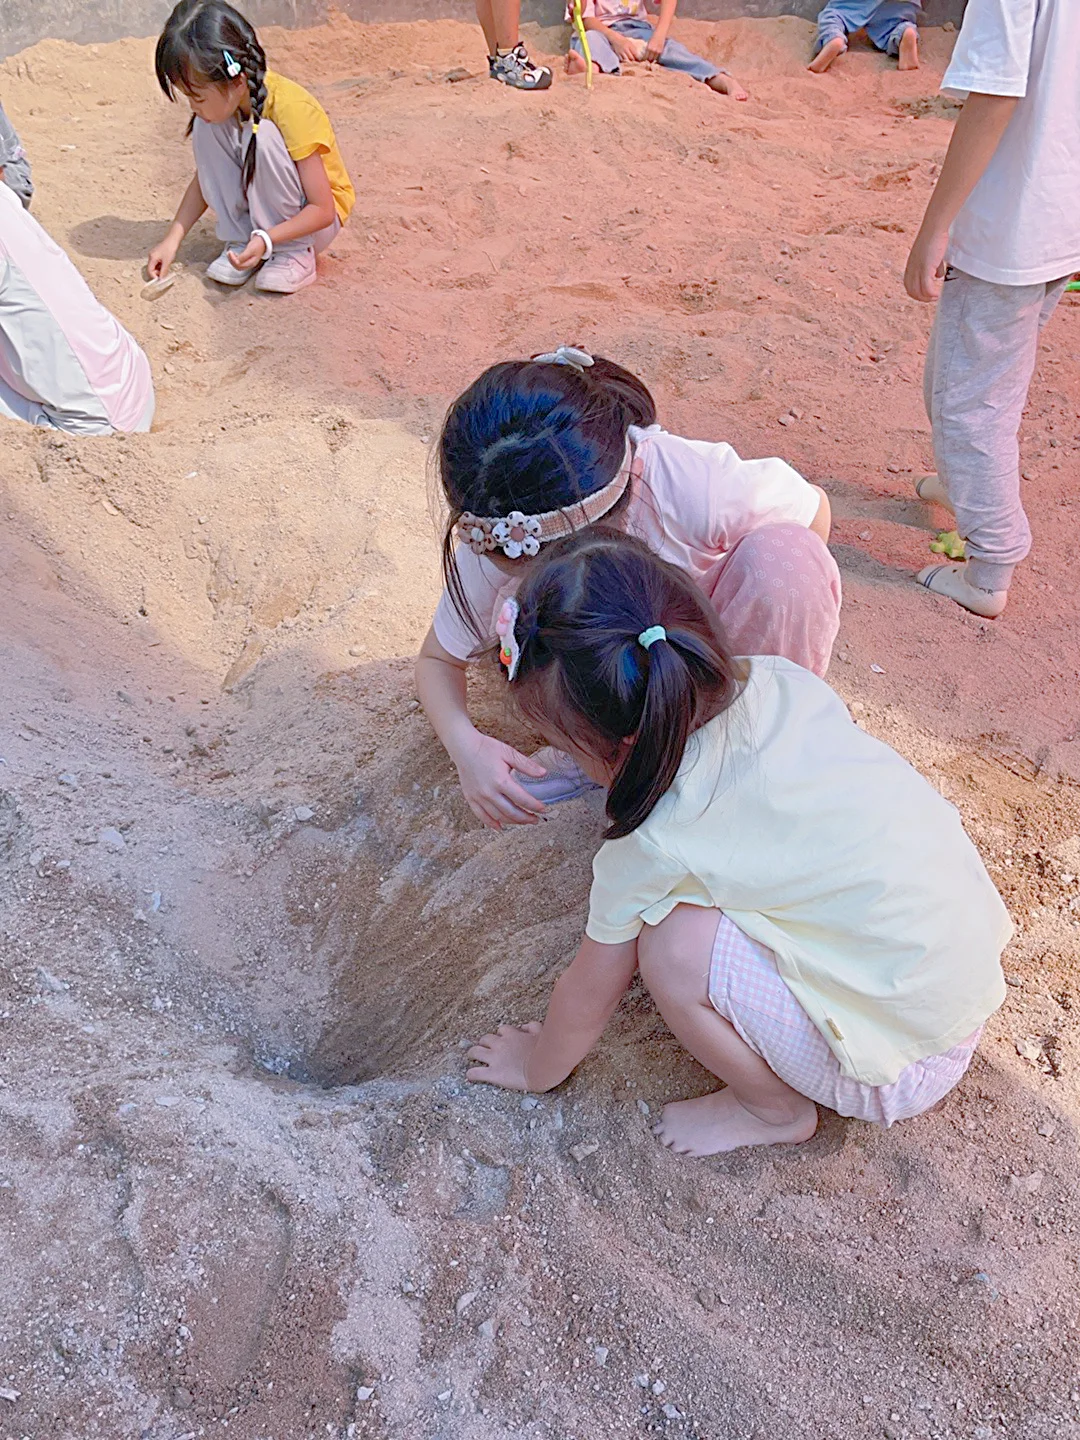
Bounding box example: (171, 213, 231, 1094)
(265, 70, 329, 117)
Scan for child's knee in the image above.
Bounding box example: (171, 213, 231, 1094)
(637, 906, 720, 1000)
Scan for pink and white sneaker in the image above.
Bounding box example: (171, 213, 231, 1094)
(255, 246, 317, 294)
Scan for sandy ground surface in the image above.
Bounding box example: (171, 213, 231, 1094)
(2, 13, 1080, 1440)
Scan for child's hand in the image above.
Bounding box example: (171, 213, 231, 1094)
(452, 731, 548, 830)
(644, 28, 667, 62)
(904, 226, 949, 303)
(610, 33, 648, 62)
(147, 237, 180, 280)
(228, 233, 269, 271)
(466, 1021, 543, 1091)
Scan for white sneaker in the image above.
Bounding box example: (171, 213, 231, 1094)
(915, 562, 1008, 619)
(206, 247, 254, 286)
(255, 247, 316, 294)
(914, 473, 953, 511)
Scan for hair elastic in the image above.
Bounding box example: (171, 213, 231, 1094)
(638, 625, 667, 650)
(495, 597, 522, 681)
(222, 49, 242, 77)
(532, 345, 594, 374)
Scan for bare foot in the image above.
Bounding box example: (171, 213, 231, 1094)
(565, 50, 599, 76)
(707, 72, 748, 100)
(808, 36, 846, 73)
(898, 25, 919, 70)
(654, 1088, 818, 1157)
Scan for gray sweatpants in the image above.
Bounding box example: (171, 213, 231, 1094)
(192, 115, 338, 258)
(924, 266, 1069, 593)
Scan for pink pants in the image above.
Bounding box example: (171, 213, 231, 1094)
(708, 524, 841, 679)
(708, 913, 981, 1127)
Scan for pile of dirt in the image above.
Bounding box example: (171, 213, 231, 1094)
(1, 15, 1079, 1440)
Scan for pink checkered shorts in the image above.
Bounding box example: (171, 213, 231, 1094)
(708, 914, 981, 1127)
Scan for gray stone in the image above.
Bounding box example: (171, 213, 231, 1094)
(98, 827, 126, 852)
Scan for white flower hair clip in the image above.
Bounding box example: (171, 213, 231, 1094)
(495, 597, 522, 681)
(532, 345, 595, 374)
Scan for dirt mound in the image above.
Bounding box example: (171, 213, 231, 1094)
(2, 14, 1080, 1440)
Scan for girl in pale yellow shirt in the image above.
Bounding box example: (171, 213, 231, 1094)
(466, 529, 1009, 1156)
(148, 0, 355, 295)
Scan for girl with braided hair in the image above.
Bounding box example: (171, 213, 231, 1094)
(415, 347, 839, 830)
(464, 529, 1009, 1157)
(148, 0, 354, 295)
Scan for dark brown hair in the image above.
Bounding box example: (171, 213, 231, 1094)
(156, 0, 268, 193)
(505, 529, 744, 839)
(438, 354, 657, 641)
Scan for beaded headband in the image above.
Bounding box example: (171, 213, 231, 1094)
(456, 440, 634, 560)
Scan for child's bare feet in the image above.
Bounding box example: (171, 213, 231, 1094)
(565, 50, 599, 75)
(808, 36, 846, 72)
(654, 1088, 818, 1157)
(898, 25, 919, 70)
(707, 72, 748, 100)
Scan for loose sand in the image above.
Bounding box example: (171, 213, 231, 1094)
(1, 14, 1079, 1440)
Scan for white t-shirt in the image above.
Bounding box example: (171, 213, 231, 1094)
(587, 657, 1011, 1088)
(941, 0, 1080, 286)
(432, 425, 820, 660)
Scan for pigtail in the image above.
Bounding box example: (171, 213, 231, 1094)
(240, 39, 268, 194)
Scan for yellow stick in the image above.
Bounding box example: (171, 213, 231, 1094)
(571, 0, 593, 89)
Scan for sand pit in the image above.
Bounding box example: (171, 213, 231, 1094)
(2, 14, 1080, 1440)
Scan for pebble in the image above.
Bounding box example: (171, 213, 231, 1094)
(858, 529, 872, 542)
(651, 1379, 666, 1395)
(151, 891, 163, 913)
(593, 1346, 608, 1367)
(356, 1386, 375, 1402)
(0, 1387, 20, 1403)
(437, 1390, 453, 1403)
(634, 1375, 650, 1389)
(98, 827, 127, 852)
(662, 1404, 682, 1420)
(1008, 1169, 1043, 1195)
(154, 1095, 182, 1108)
(58, 772, 79, 788)
(477, 1319, 496, 1340)
(637, 1099, 650, 1117)
(173, 1386, 193, 1410)
(28, 849, 44, 867)
(36, 966, 67, 993)
(294, 805, 315, 822)
(777, 415, 792, 426)
(869, 663, 885, 674)
(455, 1290, 478, 1316)
(886, 463, 902, 473)
(570, 1141, 599, 1162)
(1037, 1120, 1056, 1138)
(520, 1096, 540, 1110)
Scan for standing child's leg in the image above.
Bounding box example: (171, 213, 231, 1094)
(708, 524, 842, 677)
(808, 4, 849, 72)
(637, 906, 818, 1157)
(865, 3, 919, 68)
(917, 269, 1070, 616)
(191, 118, 253, 287)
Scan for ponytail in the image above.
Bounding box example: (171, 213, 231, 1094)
(507, 530, 744, 840)
(155, 0, 267, 193)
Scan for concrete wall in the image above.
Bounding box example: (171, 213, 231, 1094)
(0, 0, 965, 61)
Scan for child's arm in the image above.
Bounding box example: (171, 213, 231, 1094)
(147, 173, 207, 279)
(415, 626, 548, 829)
(904, 93, 1019, 302)
(466, 935, 640, 1091)
(582, 15, 647, 62)
(228, 152, 338, 272)
(644, 0, 677, 62)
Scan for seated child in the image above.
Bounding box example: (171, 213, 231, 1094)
(148, 0, 355, 296)
(466, 531, 1011, 1155)
(0, 99, 32, 208)
(808, 0, 920, 72)
(0, 182, 154, 435)
(415, 346, 839, 829)
(566, 0, 748, 98)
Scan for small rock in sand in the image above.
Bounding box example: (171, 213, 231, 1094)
(36, 967, 67, 993)
(652, 1379, 666, 1395)
(98, 827, 127, 852)
(1008, 1170, 1043, 1195)
(520, 1096, 539, 1111)
(58, 772, 79, 788)
(570, 1141, 599, 1163)
(662, 1404, 683, 1420)
(173, 1386, 193, 1410)
(477, 1318, 496, 1339)
(356, 1385, 375, 1402)
(294, 805, 315, 822)
(455, 1290, 478, 1316)
(593, 1346, 608, 1366)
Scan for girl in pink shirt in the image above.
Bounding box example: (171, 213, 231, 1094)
(415, 347, 841, 830)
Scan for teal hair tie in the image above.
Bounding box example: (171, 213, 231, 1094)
(638, 625, 667, 650)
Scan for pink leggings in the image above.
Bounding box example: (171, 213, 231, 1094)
(708, 524, 841, 678)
